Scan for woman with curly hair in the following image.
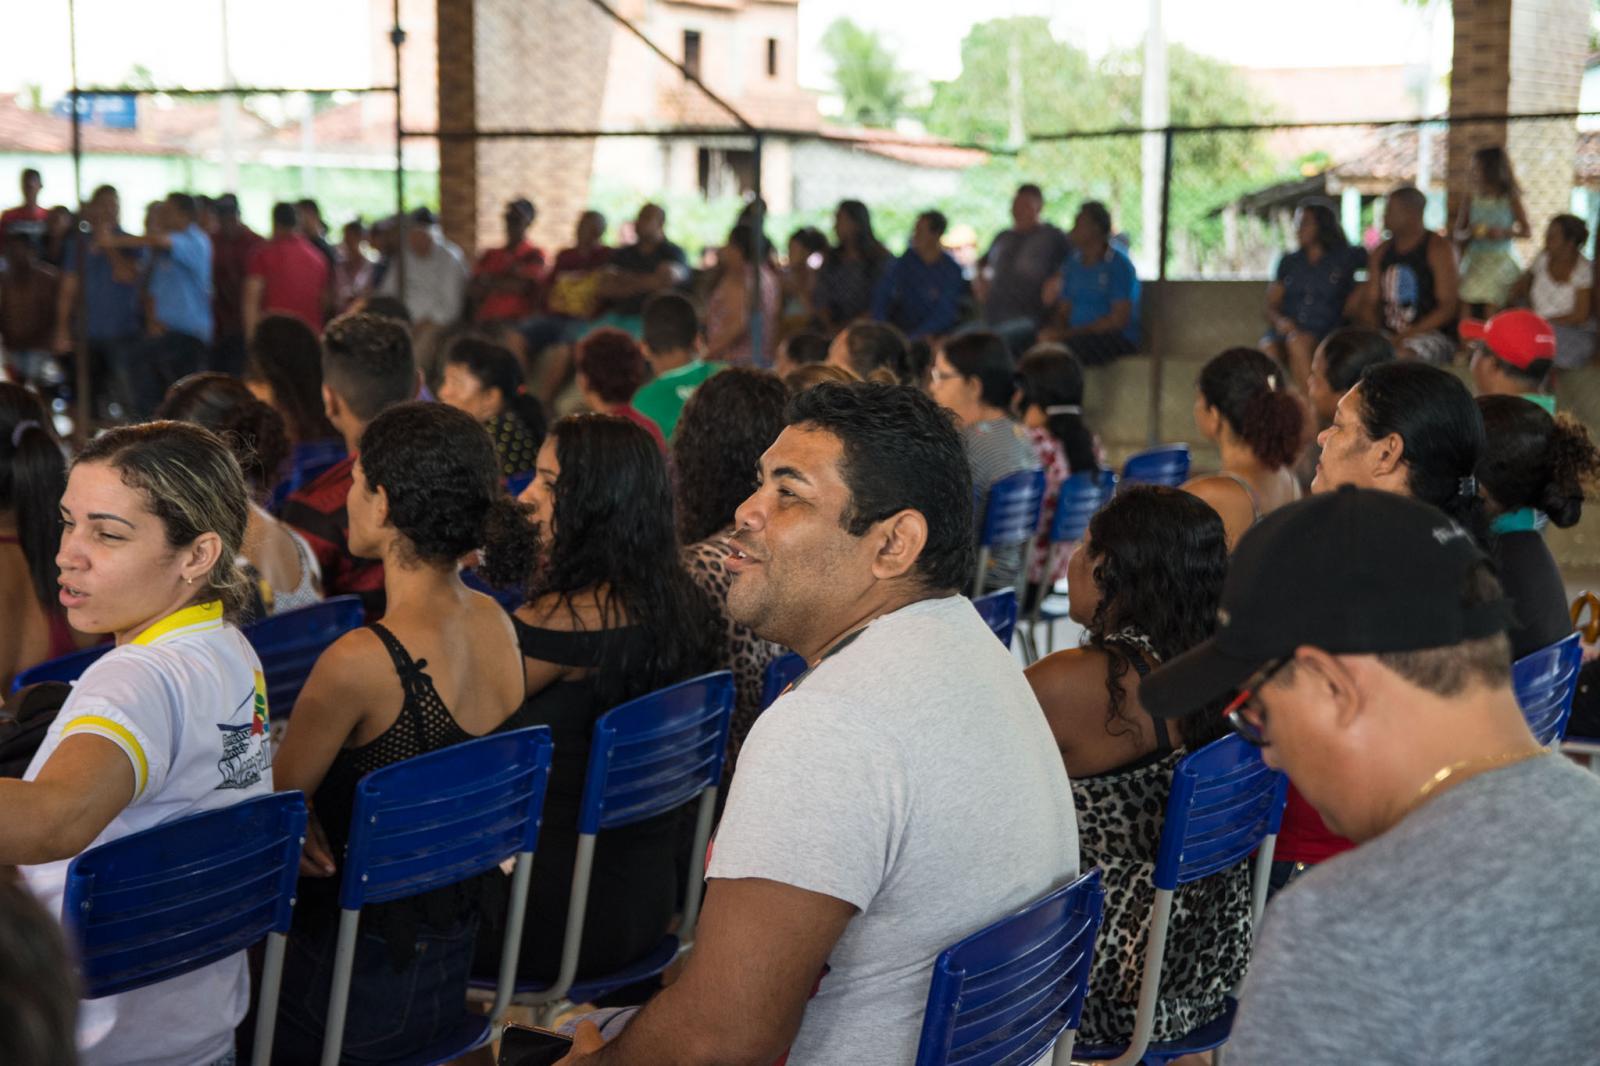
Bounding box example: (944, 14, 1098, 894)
(1477, 395, 1600, 658)
(1024, 485, 1248, 1048)
(474, 413, 721, 983)
(1183, 346, 1306, 549)
(673, 368, 790, 778)
(271, 402, 540, 1063)
(157, 373, 322, 616)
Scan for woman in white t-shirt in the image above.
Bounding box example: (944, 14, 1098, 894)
(1511, 214, 1594, 369)
(7, 421, 269, 1066)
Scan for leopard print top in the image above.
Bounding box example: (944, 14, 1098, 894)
(682, 534, 780, 782)
(1074, 748, 1253, 1045)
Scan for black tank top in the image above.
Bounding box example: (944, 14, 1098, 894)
(1379, 234, 1440, 334)
(296, 623, 502, 964)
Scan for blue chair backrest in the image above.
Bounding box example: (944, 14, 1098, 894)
(760, 651, 807, 710)
(914, 868, 1104, 1066)
(1120, 444, 1191, 488)
(463, 567, 528, 612)
(1154, 734, 1288, 891)
(979, 469, 1048, 549)
(11, 641, 111, 692)
(1048, 471, 1106, 545)
(578, 672, 735, 835)
(243, 595, 364, 716)
(1514, 632, 1583, 746)
(506, 471, 535, 497)
(63, 791, 308, 997)
(268, 440, 348, 512)
(338, 726, 555, 910)
(1097, 468, 1119, 507)
(972, 588, 1019, 648)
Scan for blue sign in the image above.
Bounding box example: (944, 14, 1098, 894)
(50, 94, 139, 129)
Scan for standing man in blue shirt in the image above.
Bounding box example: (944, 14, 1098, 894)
(871, 211, 967, 341)
(54, 184, 144, 419)
(99, 192, 213, 417)
(1041, 201, 1141, 365)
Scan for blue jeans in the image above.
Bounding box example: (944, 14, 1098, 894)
(271, 914, 479, 1065)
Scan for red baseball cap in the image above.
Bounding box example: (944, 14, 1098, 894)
(1459, 309, 1556, 371)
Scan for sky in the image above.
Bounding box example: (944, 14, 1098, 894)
(6, 0, 1450, 99)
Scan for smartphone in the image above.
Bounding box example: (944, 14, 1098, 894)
(499, 1025, 574, 1066)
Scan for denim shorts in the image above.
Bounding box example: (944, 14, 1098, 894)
(271, 914, 480, 1064)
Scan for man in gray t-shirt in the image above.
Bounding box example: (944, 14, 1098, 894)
(558, 382, 1077, 1066)
(1139, 487, 1600, 1064)
(975, 184, 1070, 351)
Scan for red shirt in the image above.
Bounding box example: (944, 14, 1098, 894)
(280, 455, 386, 621)
(0, 205, 48, 245)
(1276, 783, 1355, 865)
(212, 224, 263, 338)
(247, 234, 330, 331)
(473, 240, 547, 322)
(612, 404, 668, 454)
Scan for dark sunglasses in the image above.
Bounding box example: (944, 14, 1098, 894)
(1220, 656, 1289, 746)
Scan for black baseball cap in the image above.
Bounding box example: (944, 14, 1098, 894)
(1140, 487, 1514, 719)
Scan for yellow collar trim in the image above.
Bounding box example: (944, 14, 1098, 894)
(129, 600, 224, 647)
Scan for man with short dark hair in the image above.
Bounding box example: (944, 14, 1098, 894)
(870, 210, 965, 340)
(1042, 200, 1141, 364)
(976, 183, 1071, 354)
(296, 197, 338, 270)
(470, 197, 547, 327)
(98, 192, 214, 416)
(595, 203, 689, 331)
(1465, 307, 1556, 404)
(244, 201, 332, 338)
(0, 168, 48, 252)
(633, 291, 720, 440)
(281, 312, 419, 619)
(562, 383, 1078, 1065)
(1360, 185, 1459, 364)
(1139, 487, 1600, 1064)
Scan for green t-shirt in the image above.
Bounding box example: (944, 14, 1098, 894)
(632, 359, 722, 440)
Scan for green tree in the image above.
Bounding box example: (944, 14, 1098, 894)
(819, 18, 916, 129)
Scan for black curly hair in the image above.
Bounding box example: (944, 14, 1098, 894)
(673, 368, 790, 545)
(1082, 485, 1230, 750)
(1477, 395, 1600, 529)
(1198, 347, 1305, 469)
(535, 414, 721, 709)
(245, 314, 339, 444)
(357, 402, 538, 590)
(156, 372, 290, 495)
(786, 381, 975, 593)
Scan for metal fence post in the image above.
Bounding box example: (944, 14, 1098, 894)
(750, 131, 765, 364)
(1148, 126, 1174, 446)
(391, 0, 407, 306)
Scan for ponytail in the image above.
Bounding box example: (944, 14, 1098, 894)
(1197, 347, 1305, 470)
(1476, 397, 1600, 530)
(4, 414, 67, 610)
(1542, 415, 1600, 528)
(1237, 388, 1306, 469)
(479, 494, 541, 593)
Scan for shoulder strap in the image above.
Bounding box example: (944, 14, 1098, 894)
(1219, 470, 1264, 522)
(367, 622, 416, 673)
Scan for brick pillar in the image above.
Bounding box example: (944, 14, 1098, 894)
(434, 0, 615, 261)
(1448, 0, 1588, 232)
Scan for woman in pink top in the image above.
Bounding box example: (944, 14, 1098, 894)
(705, 224, 780, 368)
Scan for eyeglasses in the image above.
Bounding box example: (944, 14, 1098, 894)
(1220, 656, 1289, 746)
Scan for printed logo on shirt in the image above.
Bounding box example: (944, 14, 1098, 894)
(215, 683, 271, 791)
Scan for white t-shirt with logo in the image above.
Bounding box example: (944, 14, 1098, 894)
(708, 594, 1080, 1065)
(23, 601, 273, 1066)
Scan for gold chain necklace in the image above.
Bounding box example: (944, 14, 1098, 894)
(1414, 748, 1550, 807)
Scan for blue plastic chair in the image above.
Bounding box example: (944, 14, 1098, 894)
(11, 641, 111, 691)
(1513, 631, 1583, 746)
(463, 566, 528, 612)
(760, 651, 808, 710)
(243, 595, 364, 720)
(972, 588, 1019, 649)
(505, 471, 535, 498)
(1076, 735, 1288, 1065)
(63, 792, 308, 1066)
(1119, 444, 1191, 489)
(914, 868, 1104, 1066)
(496, 671, 735, 1024)
(268, 439, 349, 513)
(322, 726, 555, 1066)
(1021, 470, 1111, 663)
(974, 468, 1048, 597)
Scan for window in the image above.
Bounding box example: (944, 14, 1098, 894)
(766, 38, 779, 78)
(683, 29, 702, 80)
